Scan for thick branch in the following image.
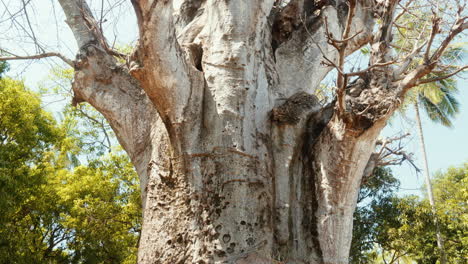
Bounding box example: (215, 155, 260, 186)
(430, 18, 468, 62)
(424, 15, 441, 62)
(72, 49, 157, 161)
(57, 0, 97, 48)
(129, 0, 196, 122)
(57, 0, 158, 164)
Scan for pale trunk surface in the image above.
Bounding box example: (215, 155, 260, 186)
(54, 0, 444, 263)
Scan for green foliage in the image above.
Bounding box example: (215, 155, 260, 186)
(0, 77, 64, 263)
(386, 0, 465, 128)
(351, 163, 468, 263)
(0, 77, 61, 221)
(53, 153, 141, 264)
(351, 167, 400, 263)
(398, 48, 463, 128)
(401, 62, 462, 127)
(0, 77, 141, 263)
(432, 164, 468, 262)
(0, 61, 8, 78)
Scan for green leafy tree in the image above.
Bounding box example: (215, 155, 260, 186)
(0, 73, 141, 263)
(53, 153, 141, 264)
(351, 167, 400, 263)
(391, 7, 465, 261)
(0, 61, 8, 78)
(0, 76, 64, 263)
(431, 164, 468, 263)
(352, 163, 467, 264)
(411, 48, 463, 264)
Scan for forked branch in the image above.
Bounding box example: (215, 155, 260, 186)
(400, 5, 468, 91)
(322, 0, 358, 114)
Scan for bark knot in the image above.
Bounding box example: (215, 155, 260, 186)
(271, 92, 320, 125)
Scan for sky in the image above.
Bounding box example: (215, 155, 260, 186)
(2, 0, 467, 198)
(381, 81, 468, 196)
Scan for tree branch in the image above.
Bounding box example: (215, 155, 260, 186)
(394, 0, 416, 22)
(347, 60, 398, 77)
(0, 52, 73, 66)
(57, 0, 97, 48)
(415, 65, 468, 85)
(424, 14, 441, 62)
(72, 59, 158, 161)
(56, 0, 158, 161)
(429, 13, 468, 63)
(399, 8, 468, 91)
(325, 0, 357, 115)
(128, 0, 198, 122)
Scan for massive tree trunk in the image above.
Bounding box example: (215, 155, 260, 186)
(47, 0, 465, 263)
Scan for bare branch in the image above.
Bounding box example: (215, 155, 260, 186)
(325, 0, 357, 114)
(415, 65, 468, 85)
(394, 0, 416, 22)
(424, 14, 441, 62)
(399, 8, 468, 91)
(342, 0, 356, 42)
(430, 9, 468, 62)
(347, 60, 398, 77)
(374, 133, 420, 171)
(0, 0, 31, 23)
(0, 51, 73, 66)
(21, 0, 43, 53)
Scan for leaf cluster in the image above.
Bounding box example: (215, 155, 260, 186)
(351, 163, 467, 264)
(0, 76, 141, 264)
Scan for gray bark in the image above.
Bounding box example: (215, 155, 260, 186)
(49, 0, 465, 263)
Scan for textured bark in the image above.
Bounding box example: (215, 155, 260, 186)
(49, 0, 465, 263)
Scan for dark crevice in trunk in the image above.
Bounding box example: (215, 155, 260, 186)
(185, 43, 204, 72)
(271, 0, 327, 53)
(307, 103, 335, 147)
(303, 103, 334, 262)
(271, 92, 320, 124)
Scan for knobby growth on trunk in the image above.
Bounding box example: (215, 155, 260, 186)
(1, 0, 467, 263)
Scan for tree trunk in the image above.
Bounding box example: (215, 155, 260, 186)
(50, 0, 464, 263)
(414, 102, 447, 264)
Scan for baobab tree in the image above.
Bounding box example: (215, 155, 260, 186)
(1, 0, 467, 263)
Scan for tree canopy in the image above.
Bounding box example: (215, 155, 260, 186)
(351, 163, 467, 263)
(0, 69, 141, 264)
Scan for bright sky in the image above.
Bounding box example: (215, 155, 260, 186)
(2, 1, 467, 198)
(382, 81, 468, 196)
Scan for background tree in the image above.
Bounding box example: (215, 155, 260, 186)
(0, 66, 64, 263)
(350, 167, 400, 263)
(351, 163, 467, 264)
(403, 44, 464, 264)
(0, 68, 141, 264)
(1, 0, 467, 263)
